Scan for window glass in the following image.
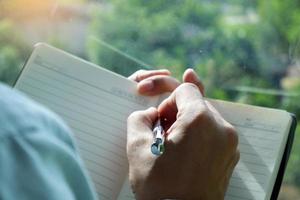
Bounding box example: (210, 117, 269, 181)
(1, 0, 300, 198)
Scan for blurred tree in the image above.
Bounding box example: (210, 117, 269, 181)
(0, 19, 28, 85)
(281, 82, 300, 187)
(256, 0, 300, 84)
(88, 1, 300, 191)
(88, 0, 224, 78)
(256, 1, 300, 187)
(88, 0, 267, 100)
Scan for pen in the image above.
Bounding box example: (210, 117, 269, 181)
(151, 119, 165, 156)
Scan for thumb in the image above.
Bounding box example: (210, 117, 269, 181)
(157, 83, 205, 132)
(183, 68, 205, 96)
(127, 107, 158, 141)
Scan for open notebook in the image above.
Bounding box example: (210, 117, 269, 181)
(14, 44, 296, 200)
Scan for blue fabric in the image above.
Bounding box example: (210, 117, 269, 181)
(0, 83, 97, 200)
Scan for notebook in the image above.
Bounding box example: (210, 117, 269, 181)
(14, 43, 297, 200)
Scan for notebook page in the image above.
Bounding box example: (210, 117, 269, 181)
(15, 44, 292, 200)
(15, 44, 160, 200)
(117, 177, 135, 199)
(210, 100, 291, 200)
(118, 99, 293, 200)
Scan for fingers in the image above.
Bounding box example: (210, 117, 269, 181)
(126, 108, 157, 166)
(127, 107, 158, 158)
(158, 83, 205, 115)
(128, 69, 179, 96)
(158, 83, 207, 132)
(128, 69, 205, 97)
(137, 75, 180, 95)
(128, 69, 171, 82)
(205, 101, 228, 126)
(127, 107, 158, 139)
(183, 69, 205, 95)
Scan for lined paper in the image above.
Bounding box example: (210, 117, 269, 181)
(15, 45, 159, 200)
(118, 100, 292, 200)
(210, 100, 291, 200)
(15, 44, 292, 200)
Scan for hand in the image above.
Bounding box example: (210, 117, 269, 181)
(128, 69, 205, 96)
(127, 83, 239, 200)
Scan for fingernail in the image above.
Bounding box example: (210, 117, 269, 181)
(160, 69, 171, 74)
(188, 69, 198, 80)
(140, 80, 154, 92)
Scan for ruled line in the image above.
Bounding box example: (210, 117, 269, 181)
(239, 149, 275, 159)
(235, 166, 268, 177)
(33, 58, 148, 107)
(30, 65, 138, 111)
(86, 166, 116, 184)
(73, 126, 126, 156)
(226, 192, 255, 200)
(228, 184, 262, 193)
(231, 174, 265, 185)
(17, 54, 289, 200)
(21, 80, 127, 125)
(25, 72, 130, 116)
(75, 135, 125, 162)
(238, 132, 280, 142)
(233, 123, 280, 134)
(79, 145, 125, 168)
(93, 180, 113, 192)
(84, 157, 121, 176)
(20, 89, 126, 141)
(96, 191, 111, 200)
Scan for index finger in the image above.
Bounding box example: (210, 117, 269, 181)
(128, 69, 171, 82)
(158, 83, 206, 122)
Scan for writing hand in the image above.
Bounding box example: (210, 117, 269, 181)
(127, 83, 239, 200)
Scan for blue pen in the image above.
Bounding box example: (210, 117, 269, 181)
(151, 119, 165, 156)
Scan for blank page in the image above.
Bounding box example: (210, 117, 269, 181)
(15, 44, 159, 200)
(210, 100, 292, 200)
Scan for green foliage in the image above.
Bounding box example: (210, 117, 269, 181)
(256, 0, 300, 78)
(88, 0, 267, 91)
(0, 0, 299, 190)
(88, 0, 300, 188)
(88, 0, 224, 77)
(0, 19, 28, 85)
(285, 125, 300, 185)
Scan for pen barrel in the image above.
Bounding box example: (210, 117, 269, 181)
(151, 119, 165, 156)
(153, 126, 164, 139)
(151, 139, 164, 156)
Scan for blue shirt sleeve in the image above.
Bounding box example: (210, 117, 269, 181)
(0, 83, 98, 200)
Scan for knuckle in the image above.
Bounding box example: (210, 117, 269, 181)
(126, 131, 137, 152)
(181, 82, 199, 91)
(127, 111, 142, 124)
(150, 76, 164, 84)
(152, 76, 180, 90)
(183, 106, 212, 133)
(136, 70, 146, 78)
(126, 135, 148, 156)
(136, 69, 146, 74)
(192, 106, 212, 124)
(224, 124, 239, 149)
(127, 137, 137, 151)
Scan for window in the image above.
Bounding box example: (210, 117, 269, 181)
(1, 0, 299, 198)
